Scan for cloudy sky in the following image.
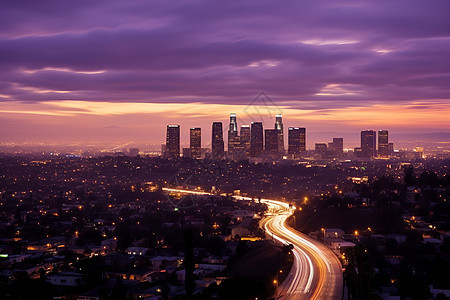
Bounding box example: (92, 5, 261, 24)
(1, 0, 449, 147)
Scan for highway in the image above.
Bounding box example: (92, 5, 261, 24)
(162, 188, 343, 299)
(260, 202, 343, 299)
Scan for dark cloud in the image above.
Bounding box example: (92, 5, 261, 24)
(0, 0, 449, 108)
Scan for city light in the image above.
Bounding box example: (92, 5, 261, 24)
(0, 2, 448, 298)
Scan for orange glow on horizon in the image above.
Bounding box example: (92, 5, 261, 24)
(1, 99, 449, 145)
(0, 100, 449, 130)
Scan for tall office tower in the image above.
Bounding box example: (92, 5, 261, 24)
(166, 125, 180, 158)
(240, 125, 251, 158)
(361, 130, 376, 158)
(332, 138, 344, 156)
(378, 130, 389, 157)
(250, 122, 263, 157)
(212, 122, 224, 159)
(315, 143, 328, 157)
(265, 129, 279, 158)
(288, 127, 306, 158)
(228, 113, 239, 157)
(274, 114, 284, 153)
(190, 127, 201, 159)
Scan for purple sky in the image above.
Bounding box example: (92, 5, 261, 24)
(1, 0, 449, 147)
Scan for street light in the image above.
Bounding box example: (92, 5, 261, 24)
(273, 278, 278, 296)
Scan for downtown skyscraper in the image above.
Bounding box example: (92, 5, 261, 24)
(228, 113, 238, 137)
(265, 129, 279, 158)
(190, 127, 201, 159)
(228, 113, 241, 159)
(378, 130, 389, 157)
(275, 114, 284, 154)
(165, 124, 180, 158)
(240, 125, 251, 158)
(250, 122, 263, 157)
(288, 127, 306, 158)
(361, 130, 376, 158)
(212, 122, 224, 159)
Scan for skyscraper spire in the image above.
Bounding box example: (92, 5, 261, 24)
(228, 113, 241, 159)
(275, 114, 284, 154)
(229, 113, 238, 136)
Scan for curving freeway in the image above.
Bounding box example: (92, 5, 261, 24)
(260, 201, 343, 299)
(162, 188, 343, 299)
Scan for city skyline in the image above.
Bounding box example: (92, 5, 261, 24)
(1, 1, 450, 144)
(163, 113, 402, 160)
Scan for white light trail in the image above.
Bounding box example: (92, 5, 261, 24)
(161, 187, 342, 299)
